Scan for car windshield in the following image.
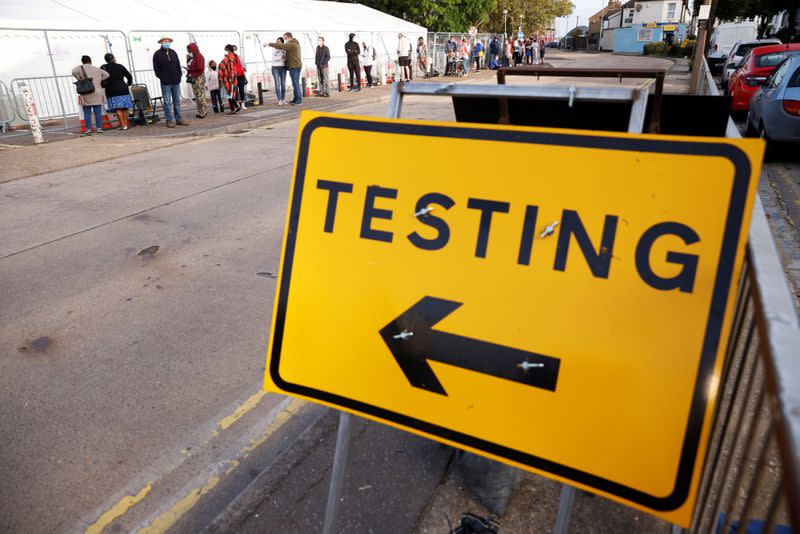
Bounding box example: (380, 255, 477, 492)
(736, 43, 771, 57)
(756, 50, 800, 67)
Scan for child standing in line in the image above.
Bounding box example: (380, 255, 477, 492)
(207, 60, 223, 113)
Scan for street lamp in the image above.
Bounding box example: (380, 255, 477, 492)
(519, 14, 524, 34)
(503, 9, 508, 40)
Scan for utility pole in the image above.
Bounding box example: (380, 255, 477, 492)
(689, 0, 710, 93)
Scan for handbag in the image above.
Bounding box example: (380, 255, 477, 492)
(74, 66, 95, 95)
(186, 72, 195, 84)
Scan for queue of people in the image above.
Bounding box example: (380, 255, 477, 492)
(74, 32, 513, 134)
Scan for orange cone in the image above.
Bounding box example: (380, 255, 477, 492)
(101, 113, 113, 129)
(77, 96, 86, 133)
(340, 68, 347, 91)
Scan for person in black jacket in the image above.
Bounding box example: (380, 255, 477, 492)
(344, 33, 361, 91)
(101, 53, 133, 130)
(315, 37, 331, 97)
(152, 36, 186, 127)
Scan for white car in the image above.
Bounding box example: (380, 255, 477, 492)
(708, 21, 758, 74)
(723, 38, 782, 91)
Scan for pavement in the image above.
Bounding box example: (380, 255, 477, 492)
(0, 51, 712, 534)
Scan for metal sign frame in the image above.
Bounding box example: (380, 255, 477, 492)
(320, 80, 651, 534)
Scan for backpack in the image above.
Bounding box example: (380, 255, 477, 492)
(74, 66, 95, 95)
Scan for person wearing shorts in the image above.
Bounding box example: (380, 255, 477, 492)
(397, 32, 412, 82)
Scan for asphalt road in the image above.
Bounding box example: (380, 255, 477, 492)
(0, 52, 684, 534)
(0, 92, 463, 534)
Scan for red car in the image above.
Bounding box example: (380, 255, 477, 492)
(728, 43, 800, 112)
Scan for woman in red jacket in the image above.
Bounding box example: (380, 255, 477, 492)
(186, 42, 207, 118)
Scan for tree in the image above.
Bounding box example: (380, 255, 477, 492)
(483, 0, 574, 35)
(713, 0, 799, 39)
(335, 0, 498, 32)
(335, 0, 572, 33)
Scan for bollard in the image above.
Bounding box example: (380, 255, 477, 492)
(337, 73, 343, 92)
(18, 82, 43, 144)
(301, 77, 307, 98)
(257, 82, 264, 106)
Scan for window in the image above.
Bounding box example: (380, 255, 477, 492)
(769, 59, 791, 87)
(637, 28, 653, 41)
(666, 2, 676, 19)
(788, 64, 800, 87)
(756, 50, 800, 68)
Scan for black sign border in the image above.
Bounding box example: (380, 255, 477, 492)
(269, 115, 752, 512)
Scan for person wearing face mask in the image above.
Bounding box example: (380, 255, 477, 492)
(186, 42, 207, 118)
(315, 36, 330, 97)
(152, 36, 186, 127)
(206, 60, 223, 113)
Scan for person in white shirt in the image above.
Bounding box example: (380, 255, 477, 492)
(271, 36, 288, 105)
(206, 60, 223, 113)
(397, 33, 412, 82)
(361, 41, 376, 87)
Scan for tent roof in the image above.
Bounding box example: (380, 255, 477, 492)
(0, 0, 427, 33)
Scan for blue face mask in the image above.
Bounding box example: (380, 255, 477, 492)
(162, 43, 171, 49)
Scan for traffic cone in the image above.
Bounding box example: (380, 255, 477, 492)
(77, 96, 86, 133)
(387, 62, 394, 83)
(101, 113, 113, 129)
(360, 70, 366, 88)
(340, 68, 347, 91)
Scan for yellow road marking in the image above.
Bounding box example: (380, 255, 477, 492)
(84, 483, 152, 534)
(225, 460, 240, 475)
(134, 397, 305, 533)
(241, 398, 306, 454)
(219, 390, 267, 430)
(139, 476, 220, 534)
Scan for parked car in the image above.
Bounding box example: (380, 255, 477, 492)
(728, 43, 800, 113)
(746, 55, 800, 143)
(722, 38, 781, 91)
(546, 41, 560, 48)
(708, 21, 758, 74)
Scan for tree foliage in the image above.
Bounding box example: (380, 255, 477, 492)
(714, 0, 799, 39)
(484, 0, 574, 34)
(336, 0, 573, 33)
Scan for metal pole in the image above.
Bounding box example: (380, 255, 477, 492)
(387, 83, 403, 118)
(124, 32, 138, 84)
(43, 30, 69, 129)
(321, 412, 352, 534)
(553, 485, 576, 534)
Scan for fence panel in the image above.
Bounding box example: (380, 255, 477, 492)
(686, 56, 800, 534)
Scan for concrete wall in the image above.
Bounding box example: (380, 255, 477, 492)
(611, 22, 687, 53)
(602, 27, 616, 50)
(632, 1, 687, 25)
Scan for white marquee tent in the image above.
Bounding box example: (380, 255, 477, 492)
(0, 0, 427, 120)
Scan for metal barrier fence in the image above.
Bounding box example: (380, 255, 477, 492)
(0, 26, 426, 135)
(683, 56, 800, 533)
(0, 81, 16, 132)
(426, 32, 498, 74)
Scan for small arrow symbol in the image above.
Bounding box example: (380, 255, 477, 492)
(380, 296, 561, 396)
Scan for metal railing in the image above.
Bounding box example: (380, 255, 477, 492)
(427, 32, 497, 74)
(0, 26, 426, 135)
(684, 56, 800, 533)
(0, 81, 15, 132)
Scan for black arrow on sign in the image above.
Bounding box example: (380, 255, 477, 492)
(379, 296, 561, 396)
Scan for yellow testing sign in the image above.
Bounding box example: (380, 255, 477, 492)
(265, 111, 764, 526)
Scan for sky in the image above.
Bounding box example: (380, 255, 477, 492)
(558, 0, 610, 35)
